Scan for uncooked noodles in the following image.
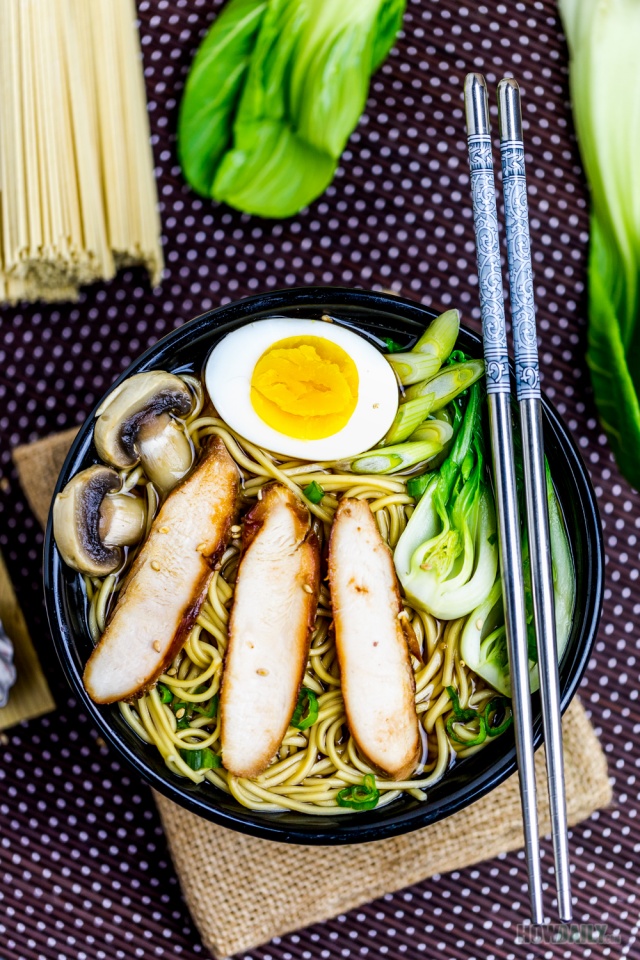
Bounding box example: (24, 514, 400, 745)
(83, 372, 506, 815)
(0, 0, 163, 305)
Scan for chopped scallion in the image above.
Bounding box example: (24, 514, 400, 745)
(157, 683, 173, 704)
(291, 687, 319, 730)
(180, 747, 222, 771)
(484, 697, 513, 737)
(194, 693, 219, 718)
(303, 480, 325, 504)
(383, 336, 405, 353)
(336, 773, 380, 810)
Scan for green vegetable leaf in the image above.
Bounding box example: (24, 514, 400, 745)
(336, 773, 380, 810)
(177, 0, 268, 196)
(383, 336, 404, 353)
(178, 0, 407, 218)
(180, 747, 222, 771)
(302, 481, 325, 504)
(194, 694, 219, 718)
(559, 0, 640, 488)
(394, 383, 499, 620)
(291, 687, 319, 730)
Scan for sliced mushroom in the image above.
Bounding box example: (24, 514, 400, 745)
(53, 466, 146, 576)
(94, 371, 194, 495)
(135, 413, 194, 498)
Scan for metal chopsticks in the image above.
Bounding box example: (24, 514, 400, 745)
(497, 77, 572, 923)
(463, 73, 544, 924)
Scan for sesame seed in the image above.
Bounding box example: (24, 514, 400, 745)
(196, 543, 207, 552)
(160, 526, 169, 534)
(175, 708, 186, 719)
(153, 641, 161, 652)
(302, 583, 313, 594)
(475, 618, 483, 631)
(151, 560, 161, 571)
(167, 667, 177, 676)
(397, 610, 409, 620)
(256, 668, 269, 676)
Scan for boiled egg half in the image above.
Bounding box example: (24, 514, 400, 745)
(205, 317, 399, 460)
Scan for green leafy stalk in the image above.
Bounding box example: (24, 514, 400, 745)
(385, 309, 460, 385)
(459, 461, 575, 697)
(559, 0, 640, 488)
(178, 0, 406, 218)
(393, 384, 499, 620)
(177, 0, 268, 197)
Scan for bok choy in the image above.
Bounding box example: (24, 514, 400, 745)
(559, 0, 640, 489)
(460, 459, 575, 696)
(178, 0, 406, 218)
(393, 383, 498, 620)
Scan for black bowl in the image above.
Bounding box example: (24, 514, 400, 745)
(43, 287, 604, 844)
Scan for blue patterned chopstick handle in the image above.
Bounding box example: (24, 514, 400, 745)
(500, 139, 539, 401)
(468, 135, 510, 395)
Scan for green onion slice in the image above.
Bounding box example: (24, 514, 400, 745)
(446, 685, 477, 723)
(407, 473, 431, 500)
(484, 697, 513, 737)
(157, 683, 173, 704)
(447, 348, 468, 365)
(445, 685, 488, 745)
(383, 336, 405, 353)
(194, 693, 219, 718)
(445, 714, 487, 746)
(291, 687, 319, 730)
(336, 773, 380, 810)
(180, 747, 222, 771)
(303, 481, 325, 504)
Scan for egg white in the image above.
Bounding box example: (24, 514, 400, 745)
(204, 317, 399, 460)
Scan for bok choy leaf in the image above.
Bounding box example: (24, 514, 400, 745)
(559, 0, 640, 488)
(393, 383, 498, 620)
(178, 0, 406, 218)
(460, 458, 575, 696)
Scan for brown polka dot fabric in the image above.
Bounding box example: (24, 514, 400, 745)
(0, 1, 637, 959)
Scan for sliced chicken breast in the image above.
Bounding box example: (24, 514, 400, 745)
(329, 498, 421, 781)
(84, 436, 239, 703)
(220, 484, 321, 778)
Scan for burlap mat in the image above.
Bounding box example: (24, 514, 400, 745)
(13, 429, 613, 959)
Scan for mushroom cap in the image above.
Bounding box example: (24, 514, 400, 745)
(94, 371, 192, 469)
(53, 465, 123, 576)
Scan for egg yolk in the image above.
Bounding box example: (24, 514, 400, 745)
(250, 335, 359, 440)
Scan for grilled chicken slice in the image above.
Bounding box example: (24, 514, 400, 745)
(83, 437, 239, 703)
(329, 498, 421, 781)
(220, 484, 321, 778)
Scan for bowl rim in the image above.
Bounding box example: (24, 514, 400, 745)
(43, 286, 604, 845)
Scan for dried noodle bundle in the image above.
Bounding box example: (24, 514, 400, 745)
(0, 0, 163, 304)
